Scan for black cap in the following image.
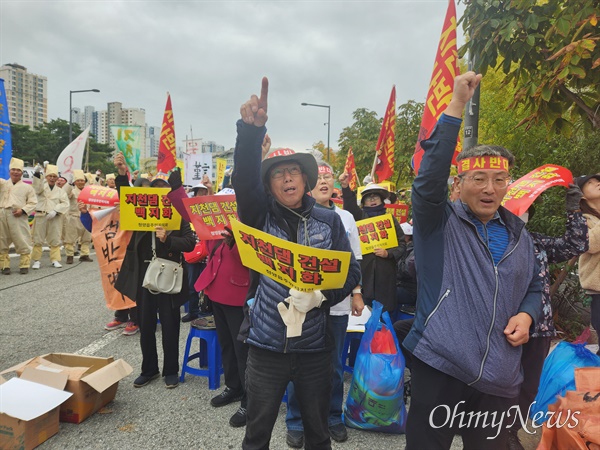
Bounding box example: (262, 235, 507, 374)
(575, 174, 600, 190)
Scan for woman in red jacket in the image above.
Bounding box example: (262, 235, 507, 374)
(194, 214, 250, 428)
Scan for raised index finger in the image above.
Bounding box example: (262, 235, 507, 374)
(259, 77, 269, 106)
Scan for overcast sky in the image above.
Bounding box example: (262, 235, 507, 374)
(1, 0, 466, 153)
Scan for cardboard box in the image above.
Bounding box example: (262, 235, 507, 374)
(0, 370, 72, 450)
(10, 353, 132, 424)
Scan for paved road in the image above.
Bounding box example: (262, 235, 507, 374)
(1, 251, 540, 449)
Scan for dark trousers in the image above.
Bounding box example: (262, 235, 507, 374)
(394, 318, 415, 370)
(592, 294, 600, 355)
(406, 357, 515, 450)
(137, 288, 181, 377)
(115, 307, 138, 324)
(212, 301, 248, 405)
(508, 336, 551, 430)
(286, 314, 348, 430)
(242, 346, 332, 450)
(184, 261, 205, 315)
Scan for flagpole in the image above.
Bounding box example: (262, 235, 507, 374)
(354, 169, 362, 187)
(370, 151, 378, 182)
(84, 136, 90, 173)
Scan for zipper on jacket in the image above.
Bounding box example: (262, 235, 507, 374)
(424, 288, 451, 327)
(468, 227, 524, 386)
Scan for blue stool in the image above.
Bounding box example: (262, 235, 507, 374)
(342, 331, 364, 374)
(395, 311, 414, 321)
(180, 327, 224, 390)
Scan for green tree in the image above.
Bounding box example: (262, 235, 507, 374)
(311, 140, 338, 166)
(459, 0, 600, 136)
(336, 108, 381, 183)
(336, 102, 424, 188)
(11, 119, 114, 173)
(476, 65, 600, 236)
(395, 100, 424, 188)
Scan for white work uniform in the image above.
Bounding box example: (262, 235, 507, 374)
(31, 175, 69, 263)
(0, 178, 37, 269)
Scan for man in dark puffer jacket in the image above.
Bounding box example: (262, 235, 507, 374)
(233, 78, 361, 450)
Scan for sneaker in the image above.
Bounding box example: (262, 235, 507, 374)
(133, 373, 159, 388)
(165, 374, 179, 389)
(66, 256, 74, 264)
(229, 406, 247, 427)
(20, 268, 28, 275)
(210, 387, 243, 407)
(191, 315, 216, 329)
(105, 319, 126, 331)
(507, 428, 525, 450)
(51, 261, 63, 268)
(2, 268, 10, 275)
(31, 261, 40, 270)
(329, 423, 348, 442)
(286, 430, 304, 448)
(122, 322, 139, 336)
(79, 255, 93, 262)
(181, 312, 199, 323)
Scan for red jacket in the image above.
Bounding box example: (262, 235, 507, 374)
(194, 241, 249, 306)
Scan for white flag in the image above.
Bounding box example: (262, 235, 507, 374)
(56, 126, 90, 181)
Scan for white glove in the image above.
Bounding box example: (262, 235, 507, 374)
(288, 288, 326, 314)
(277, 300, 305, 338)
(46, 210, 57, 220)
(34, 164, 43, 174)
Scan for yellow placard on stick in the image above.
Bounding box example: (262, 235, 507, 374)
(356, 213, 398, 255)
(216, 158, 227, 190)
(120, 187, 182, 231)
(230, 219, 351, 292)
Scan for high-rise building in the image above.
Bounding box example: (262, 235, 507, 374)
(202, 141, 225, 154)
(147, 126, 160, 158)
(0, 63, 48, 128)
(82, 105, 95, 130)
(93, 110, 108, 144)
(71, 107, 82, 128)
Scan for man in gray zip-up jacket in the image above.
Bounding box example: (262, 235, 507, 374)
(233, 77, 361, 450)
(404, 72, 542, 450)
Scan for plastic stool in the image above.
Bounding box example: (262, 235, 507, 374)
(395, 311, 414, 321)
(343, 331, 364, 374)
(180, 327, 224, 390)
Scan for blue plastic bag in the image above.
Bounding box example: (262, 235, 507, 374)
(531, 341, 600, 425)
(343, 301, 407, 434)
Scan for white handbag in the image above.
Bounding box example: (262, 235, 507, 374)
(142, 232, 183, 295)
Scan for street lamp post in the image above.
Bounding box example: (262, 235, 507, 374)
(301, 102, 330, 162)
(69, 89, 100, 143)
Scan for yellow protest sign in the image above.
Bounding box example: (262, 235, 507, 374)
(230, 219, 351, 292)
(216, 158, 227, 190)
(176, 159, 184, 184)
(120, 187, 182, 231)
(356, 213, 398, 255)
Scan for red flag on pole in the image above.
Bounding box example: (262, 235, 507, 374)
(373, 86, 396, 182)
(157, 93, 177, 173)
(344, 147, 358, 191)
(412, 0, 460, 175)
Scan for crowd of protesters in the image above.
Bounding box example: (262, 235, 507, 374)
(1, 71, 599, 450)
